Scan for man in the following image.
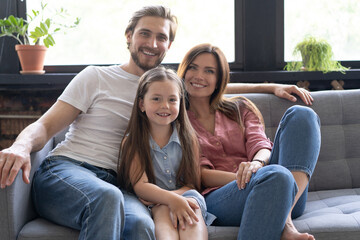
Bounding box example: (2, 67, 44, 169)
(0, 5, 312, 240)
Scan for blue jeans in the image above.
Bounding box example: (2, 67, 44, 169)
(205, 105, 321, 240)
(31, 156, 155, 240)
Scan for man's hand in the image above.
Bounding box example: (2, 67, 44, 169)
(274, 85, 313, 105)
(0, 145, 31, 188)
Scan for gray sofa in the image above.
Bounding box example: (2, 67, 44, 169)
(1, 89, 360, 240)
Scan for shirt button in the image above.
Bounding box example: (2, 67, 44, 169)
(216, 142, 220, 146)
(169, 180, 172, 183)
(164, 156, 167, 160)
(166, 170, 170, 173)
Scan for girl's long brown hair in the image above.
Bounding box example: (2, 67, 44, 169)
(177, 43, 264, 131)
(118, 66, 200, 193)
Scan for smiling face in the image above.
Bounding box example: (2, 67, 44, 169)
(139, 80, 180, 130)
(184, 53, 219, 101)
(127, 16, 172, 73)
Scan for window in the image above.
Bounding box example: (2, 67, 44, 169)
(26, 0, 235, 66)
(284, 0, 360, 62)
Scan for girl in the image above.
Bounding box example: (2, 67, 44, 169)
(118, 67, 210, 240)
(177, 43, 321, 240)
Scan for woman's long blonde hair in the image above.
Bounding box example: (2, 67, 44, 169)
(118, 66, 200, 193)
(177, 43, 264, 131)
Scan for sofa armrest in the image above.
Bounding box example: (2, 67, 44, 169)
(0, 138, 54, 240)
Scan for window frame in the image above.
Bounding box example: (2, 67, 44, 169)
(1, 0, 359, 74)
(29, 0, 243, 73)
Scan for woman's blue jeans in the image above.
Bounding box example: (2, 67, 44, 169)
(31, 156, 155, 240)
(205, 105, 321, 240)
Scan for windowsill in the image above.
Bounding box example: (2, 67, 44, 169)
(0, 73, 76, 90)
(1, 69, 359, 91)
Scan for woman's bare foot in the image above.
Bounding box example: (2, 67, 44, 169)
(281, 217, 315, 240)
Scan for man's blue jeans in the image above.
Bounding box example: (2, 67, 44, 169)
(205, 105, 321, 240)
(31, 156, 155, 240)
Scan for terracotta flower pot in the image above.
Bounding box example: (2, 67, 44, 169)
(15, 44, 47, 75)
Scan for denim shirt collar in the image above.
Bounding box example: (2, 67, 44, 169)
(149, 124, 181, 151)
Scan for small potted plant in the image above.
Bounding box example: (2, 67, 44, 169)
(284, 36, 348, 74)
(0, 2, 79, 74)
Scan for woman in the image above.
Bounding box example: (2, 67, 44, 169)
(177, 43, 321, 240)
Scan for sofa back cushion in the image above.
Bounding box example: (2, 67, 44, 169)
(241, 89, 360, 192)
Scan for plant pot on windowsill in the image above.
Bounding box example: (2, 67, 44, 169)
(0, 2, 80, 74)
(284, 36, 349, 74)
(15, 44, 47, 75)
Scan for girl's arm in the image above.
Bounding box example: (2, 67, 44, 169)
(130, 154, 199, 229)
(201, 166, 236, 188)
(172, 186, 192, 195)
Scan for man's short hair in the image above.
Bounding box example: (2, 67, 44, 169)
(125, 5, 178, 42)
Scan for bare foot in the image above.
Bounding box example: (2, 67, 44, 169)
(281, 218, 315, 240)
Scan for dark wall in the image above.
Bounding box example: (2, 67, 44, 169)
(0, 0, 26, 73)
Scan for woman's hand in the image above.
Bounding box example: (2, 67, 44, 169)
(236, 161, 263, 190)
(273, 85, 313, 105)
(168, 194, 199, 230)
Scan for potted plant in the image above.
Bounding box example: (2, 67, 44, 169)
(284, 36, 348, 73)
(0, 2, 79, 74)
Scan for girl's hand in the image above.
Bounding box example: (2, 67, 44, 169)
(168, 194, 199, 230)
(236, 161, 263, 190)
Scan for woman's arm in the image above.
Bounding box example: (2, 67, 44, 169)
(252, 148, 271, 165)
(225, 83, 313, 105)
(201, 167, 236, 188)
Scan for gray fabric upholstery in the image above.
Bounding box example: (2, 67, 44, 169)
(1, 89, 359, 240)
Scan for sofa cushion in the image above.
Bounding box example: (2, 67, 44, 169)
(293, 188, 360, 240)
(18, 218, 79, 240)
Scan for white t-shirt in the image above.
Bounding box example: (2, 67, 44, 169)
(49, 65, 139, 172)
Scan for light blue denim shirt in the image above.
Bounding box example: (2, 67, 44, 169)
(149, 125, 182, 191)
(149, 125, 217, 225)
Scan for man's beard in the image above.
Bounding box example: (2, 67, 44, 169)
(130, 48, 165, 71)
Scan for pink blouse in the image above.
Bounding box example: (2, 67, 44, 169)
(187, 105, 273, 195)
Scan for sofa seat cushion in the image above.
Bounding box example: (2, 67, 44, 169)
(208, 226, 239, 240)
(18, 188, 360, 240)
(18, 218, 79, 240)
(293, 188, 360, 240)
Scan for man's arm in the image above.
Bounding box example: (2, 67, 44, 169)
(225, 83, 313, 105)
(0, 100, 81, 188)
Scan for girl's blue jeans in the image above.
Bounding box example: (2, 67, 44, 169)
(205, 105, 321, 240)
(31, 156, 155, 240)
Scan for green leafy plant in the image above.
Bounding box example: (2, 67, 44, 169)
(0, 2, 80, 48)
(284, 36, 348, 73)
